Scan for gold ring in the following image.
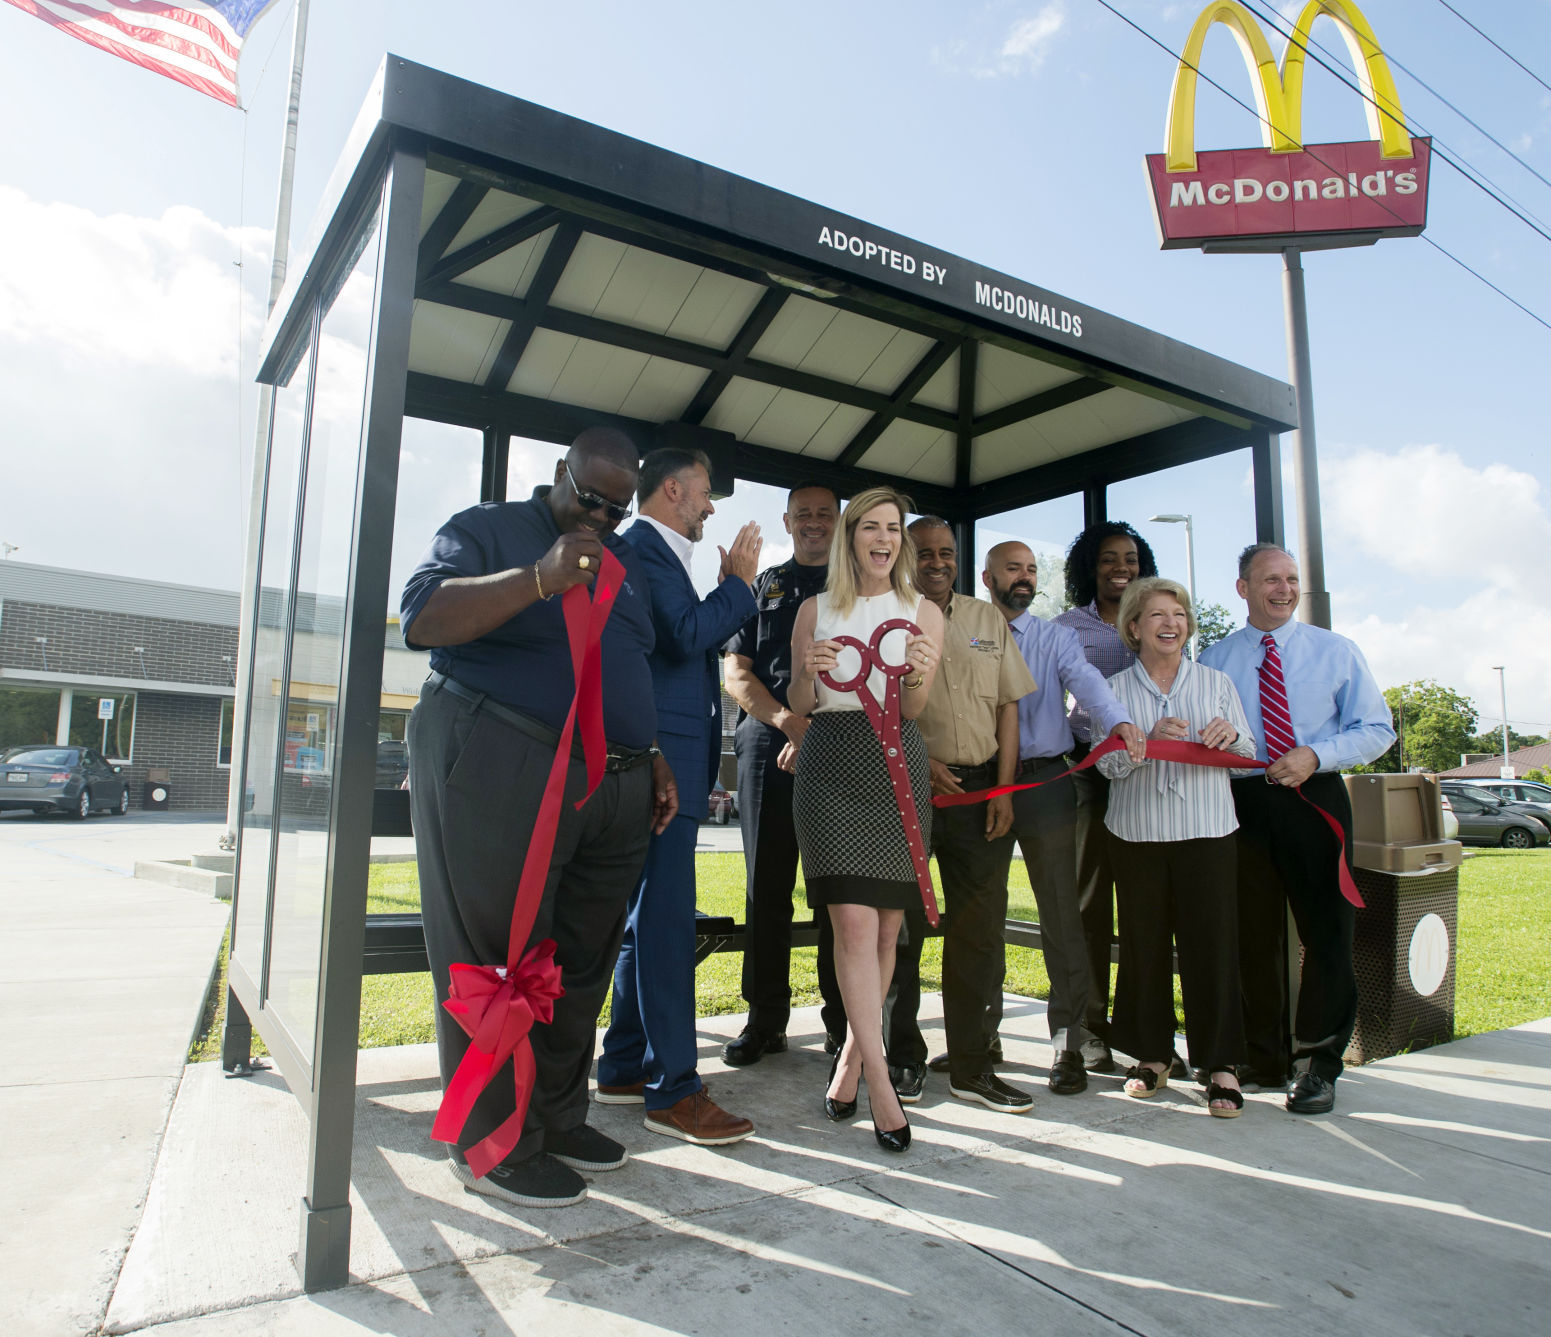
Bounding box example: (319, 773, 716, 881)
(578, 555, 591, 570)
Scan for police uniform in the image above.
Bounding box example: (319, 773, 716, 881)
(724, 557, 843, 1040)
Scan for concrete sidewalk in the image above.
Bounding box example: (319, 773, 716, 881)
(6, 812, 1548, 1336)
(0, 812, 230, 1337)
(110, 1006, 1551, 1336)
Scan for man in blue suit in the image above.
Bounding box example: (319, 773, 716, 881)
(598, 447, 763, 1144)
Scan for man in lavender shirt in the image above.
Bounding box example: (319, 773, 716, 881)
(983, 541, 1145, 1096)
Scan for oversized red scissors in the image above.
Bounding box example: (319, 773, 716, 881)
(818, 617, 940, 926)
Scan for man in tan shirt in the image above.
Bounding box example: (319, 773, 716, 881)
(894, 518, 1038, 1112)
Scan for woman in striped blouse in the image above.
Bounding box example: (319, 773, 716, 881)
(1097, 577, 1256, 1118)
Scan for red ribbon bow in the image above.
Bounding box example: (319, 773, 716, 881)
(933, 734, 1363, 909)
(819, 617, 940, 926)
(431, 546, 625, 1179)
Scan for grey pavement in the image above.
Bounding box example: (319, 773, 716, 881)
(0, 810, 230, 1337)
(4, 810, 1549, 1337)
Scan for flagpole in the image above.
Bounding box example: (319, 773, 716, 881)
(222, 0, 311, 856)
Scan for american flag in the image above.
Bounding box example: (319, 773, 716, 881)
(3, 1, 280, 107)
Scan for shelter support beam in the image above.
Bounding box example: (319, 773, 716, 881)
(299, 143, 427, 1293)
(1083, 481, 1106, 530)
(1251, 431, 1284, 547)
(480, 428, 510, 503)
(1282, 249, 1330, 628)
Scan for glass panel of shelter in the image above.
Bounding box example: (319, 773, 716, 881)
(265, 199, 386, 1068)
(233, 337, 313, 993)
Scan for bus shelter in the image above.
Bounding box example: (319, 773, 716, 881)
(227, 55, 1296, 1289)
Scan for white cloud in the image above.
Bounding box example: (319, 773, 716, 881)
(1323, 444, 1551, 732)
(932, 3, 1067, 79)
(1000, 5, 1066, 68)
(0, 186, 268, 379)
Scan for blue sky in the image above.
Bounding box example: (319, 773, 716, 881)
(1, 0, 1547, 735)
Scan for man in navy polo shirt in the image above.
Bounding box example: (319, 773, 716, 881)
(402, 427, 677, 1211)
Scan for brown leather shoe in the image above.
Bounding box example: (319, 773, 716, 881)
(595, 1081, 646, 1105)
(644, 1088, 755, 1145)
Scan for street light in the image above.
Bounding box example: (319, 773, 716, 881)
(1491, 665, 1511, 779)
(1149, 513, 1197, 659)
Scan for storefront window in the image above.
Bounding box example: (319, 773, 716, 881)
(218, 698, 235, 767)
(68, 692, 136, 761)
(0, 687, 60, 752)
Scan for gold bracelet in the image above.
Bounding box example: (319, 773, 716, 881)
(902, 673, 924, 690)
(533, 565, 550, 601)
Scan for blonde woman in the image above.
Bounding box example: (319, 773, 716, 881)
(789, 487, 943, 1152)
(1098, 577, 1256, 1118)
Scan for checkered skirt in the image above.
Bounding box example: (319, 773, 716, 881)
(793, 709, 932, 909)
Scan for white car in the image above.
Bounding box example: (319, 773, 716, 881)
(1462, 779, 1551, 811)
(1438, 792, 1460, 841)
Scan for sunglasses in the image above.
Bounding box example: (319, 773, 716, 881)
(564, 460, 633, 523)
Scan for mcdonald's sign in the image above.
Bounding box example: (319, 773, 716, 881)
(1145, 0, 1431, 250)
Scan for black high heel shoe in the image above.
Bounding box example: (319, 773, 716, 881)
(871, 1096, 911, 1153)
(824, 1053, 858, 1122)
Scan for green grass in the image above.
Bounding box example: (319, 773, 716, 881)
(1452, 849, 1551, 1038)
(189, 847, 1550, 1062)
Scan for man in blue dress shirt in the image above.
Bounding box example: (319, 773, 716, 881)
(1201, 543, 1394, 1114)
(985, 541, 1144, 1102)
(598, 446, 763, 1145)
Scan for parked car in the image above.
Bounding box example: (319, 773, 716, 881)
(1459, 779, 1551, 811)
(707, 784, 737, 825)
(1441, 781, 1551, 832)
(375, 739, 410, 789)
(0, 745, 130, 819)
(1439, 783, 1550, 849)
(1439, 792, 1459, 841)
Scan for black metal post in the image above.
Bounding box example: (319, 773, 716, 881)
(297, 141, 426, 1293)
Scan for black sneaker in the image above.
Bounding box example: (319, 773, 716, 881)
(449, 1152, 587, 1208)
(890, 1062, 926, 1104)
(547, 1124, 628, 1171)
(949, 1072, 1034, 1113)
(723, 1026, 787, 1067)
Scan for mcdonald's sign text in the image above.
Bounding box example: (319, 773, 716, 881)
(1146, 137, 1431, 249)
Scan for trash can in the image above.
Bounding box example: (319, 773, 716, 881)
(143, 765, 172, 811)
(1342, 774, 1463, 1065)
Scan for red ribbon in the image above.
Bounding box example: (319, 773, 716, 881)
(431, 547, 625, 1179)
(933, 734, 1363, 909)
(818, 617, 940, 926)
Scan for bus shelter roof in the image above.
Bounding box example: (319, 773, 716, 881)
(259, 57, 1296, 519)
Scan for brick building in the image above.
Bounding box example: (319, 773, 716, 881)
(0, 562, 427, 810)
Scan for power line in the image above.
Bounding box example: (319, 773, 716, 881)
(1434, 0, 1551, 98)
(1086, 0, 1551, 335)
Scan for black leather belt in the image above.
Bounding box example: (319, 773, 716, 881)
(1017, 753, 1068, 777)
(428, 671, 657, 773)
(947, 758, 999, 787)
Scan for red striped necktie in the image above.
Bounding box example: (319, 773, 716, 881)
(1258, 633, 1297, 761)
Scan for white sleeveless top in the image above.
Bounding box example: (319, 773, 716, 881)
(811, 590, 923, 713)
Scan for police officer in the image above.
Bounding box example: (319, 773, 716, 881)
(721, 483, 843, 1064)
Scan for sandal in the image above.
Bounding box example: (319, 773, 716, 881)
(1123, 1064, 1168, 1099)
(1207, 1081, 1244, 1119)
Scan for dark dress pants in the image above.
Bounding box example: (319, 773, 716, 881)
(1072, 755, 1117, 1041)
(409, 681, 651, 1165)
(933, 795, 1017, 1081)
(1231, 774, 1357, 1083)
(1108, 833, 1245, 1073)
(600, 729, 705, 1111)
(1010, 761, 1088, 1053)
(737, 716, 843, 1039)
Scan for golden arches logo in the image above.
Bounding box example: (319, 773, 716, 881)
(1165, 0, 1412, 173)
